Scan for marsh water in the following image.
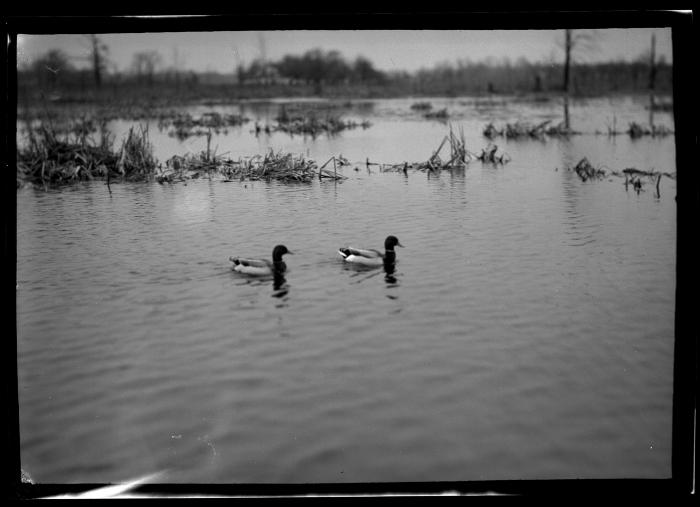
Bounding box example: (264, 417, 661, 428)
(17, 95, 677, 484)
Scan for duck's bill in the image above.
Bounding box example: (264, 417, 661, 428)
(287, 250, 295, 254)
(397, 242, 405, 247)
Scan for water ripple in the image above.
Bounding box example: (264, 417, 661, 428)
(17, 100, 676, 483)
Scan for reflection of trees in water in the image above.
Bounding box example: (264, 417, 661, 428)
(557, 139, 602, 248)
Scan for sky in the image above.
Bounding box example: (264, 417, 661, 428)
(16, 28, 673, 75)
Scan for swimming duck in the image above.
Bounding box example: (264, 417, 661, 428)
(230, 245, 293, 276)
(338, 235, 404, 267)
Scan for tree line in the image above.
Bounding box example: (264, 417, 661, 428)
(18, 42, 672, 98)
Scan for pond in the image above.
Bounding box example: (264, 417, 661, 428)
(16, 95, 676, 484)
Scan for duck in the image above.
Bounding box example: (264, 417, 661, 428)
(338, 235, 404, 267)
(230, 245, 293, 276)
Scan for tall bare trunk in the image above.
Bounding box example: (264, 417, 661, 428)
(90, 35, 102, 89)
(649, 33, 657, 128)
(563, 29, 572, 130)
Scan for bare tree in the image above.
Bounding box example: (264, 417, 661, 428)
(648, 32, 657, 127)
(85, 35, 109, 89)
(31, 49, 74, 87)
(560, 29, 599, 129)
(132, 51, 163, 86)
(170, 46, 185, 88)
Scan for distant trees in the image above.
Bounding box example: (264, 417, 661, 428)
(85, 34, 110, 89)
(30, 49, 74, 87)
(352, 56, 385, 83)
(131, 51, 163, 86)
(18, 44, 673, 100)
(237, 49, 386, 89)
(560, 29, 599, 128)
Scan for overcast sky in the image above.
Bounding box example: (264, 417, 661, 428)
(17, 28, 673, 74)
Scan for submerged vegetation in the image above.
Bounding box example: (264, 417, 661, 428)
(597, 121, 674, 138)
(159, 150, 342, 184)
(423, 108, 450, 120)
(569, 157, 609, 181)
(370, 126, 510, 175)
(17, 120, 157, 188)
(565, 157, 675, 196)
(410, 102, 433, 111)
(18, 118, 515, 189)
(16, 117, 352, 188)
(483, 120, 577, 140)
(271, 105, 371, 137)
(158, 112, 250, 139)
(17, 90, 672, 201)
(626, 122, 674, 138)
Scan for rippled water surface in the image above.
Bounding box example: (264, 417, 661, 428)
(17, 96, 676, 483)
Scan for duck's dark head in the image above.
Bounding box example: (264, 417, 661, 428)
(272, 244, 293, 262)
(384, 235, 404, 251)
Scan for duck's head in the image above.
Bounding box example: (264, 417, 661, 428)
(272, 244, 293, 262)
(384, 235, 404, 251)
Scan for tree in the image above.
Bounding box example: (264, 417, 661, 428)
(85, 35, 109, 89)
(559, 29, 599, 129)
(131, 51, 163, 86)
(352, 56, 384, 83)
(648, 33, 657, 127)
(31, 49, 74, 87)
(169, 46, 185, 88)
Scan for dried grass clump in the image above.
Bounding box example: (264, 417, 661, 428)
(274, 107, 371, 137)
(157, 149, 346, 184)
(17, 120, 159, 188)
(424, 108, 449, 120)
(571, 157, 608, 181)
(475, 143, 511, 164)
(116, 125, 158, 179)
(410, 102, 433, 111)
(483, 120, 575, 140)
(565, 158, 675, 196)
(160, 112, 251, 139)
(627, 122, 673, 139)
(375, 126, 510, 174)
(18, 120, 117, 187)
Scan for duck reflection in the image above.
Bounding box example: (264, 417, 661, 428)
(272, 270, 289, 298)
(383, 258, 399, 286)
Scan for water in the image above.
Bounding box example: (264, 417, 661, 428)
(16, 95, 676, 483)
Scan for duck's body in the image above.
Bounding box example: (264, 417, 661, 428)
(230, 245, 292, 276)
(338, 247, 385, 266)
(338, 236, 403, 267)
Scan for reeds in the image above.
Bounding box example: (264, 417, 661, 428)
(475, 143, 511, 164)
(157, 149, 346, 184)
(565, 157, 675, 196)
(375, 126, 510, 174)
(17, 118, 160, 188)
(483, 120, 575, 140)
(626, 122, 673, 138)
(117, 125, 158, 179)
(18, 120, 116, 187)
(621, 167, 675, 195)
(424, 108, 449, 120)
(273, 107, 371, 137)
(410, 102, 433, 111)
(570, 157, 608, 181)
(425, 126, 469, 169)
(159, 112, 251, 139)
(647, 100, 673, 112)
